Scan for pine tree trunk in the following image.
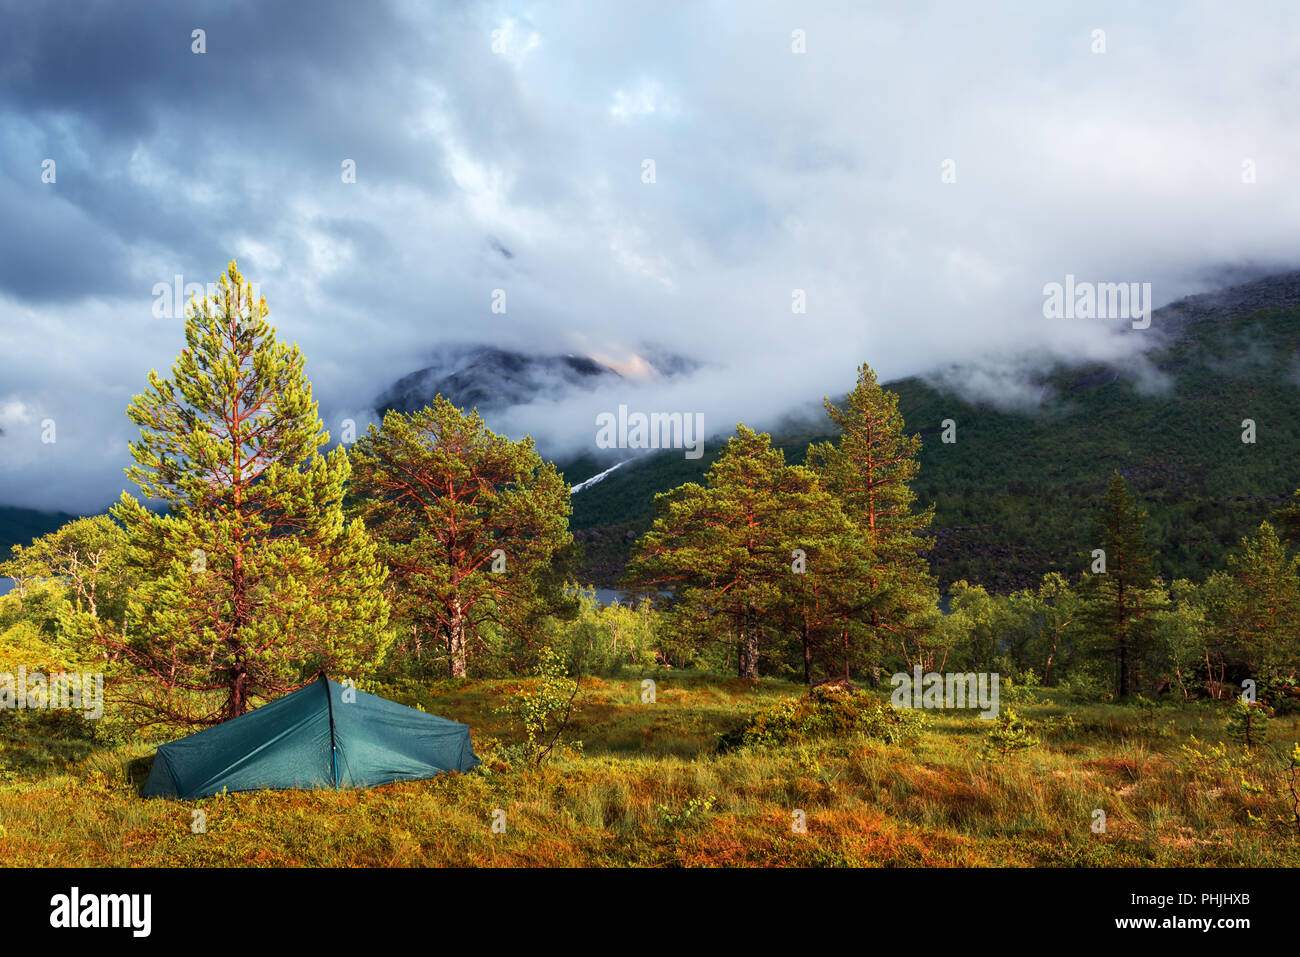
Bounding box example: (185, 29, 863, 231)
(738, 633, 759, 678)
(737, 607, 759, 678)
(448, 597, 468, 678)
(227, 544, 250, 718)
(1117, 632, 1129, 698)
(226, 668, 247, 721)
(1117, 578, 1129, 698)
(802, 615, 812, 685)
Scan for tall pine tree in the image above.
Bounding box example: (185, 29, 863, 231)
(111, 262, 389, 724)
(806, 364, 937, 681)
(1272, 489, 1300, 545)
(1084, 471, 1158, 698)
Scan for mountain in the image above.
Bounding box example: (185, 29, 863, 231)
(0, 505, 78, 560)
(568, 270, 1300, 591)
(376, 345, 619, 416)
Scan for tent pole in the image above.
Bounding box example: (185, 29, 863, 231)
(321, 672, 338, 789)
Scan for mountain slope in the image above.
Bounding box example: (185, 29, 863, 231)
(569, 272, 1300, 591)
(0, 505, 78, 559)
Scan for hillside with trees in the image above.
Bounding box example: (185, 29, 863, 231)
(569, 275, 1300, 593)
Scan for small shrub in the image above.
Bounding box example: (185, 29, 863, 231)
(1179, 734, 1247, 782)
(979, 707, 1040, 761)
(1055, 673, 1110, 702)
(494, 647, 581, 765)
(1226, 699, 1270, 749)
(1036, 713, 1078, 737)
(657, 793, 716, 828)
(1004, 671, 1050, 706)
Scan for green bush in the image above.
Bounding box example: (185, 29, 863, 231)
(720, 684, 927, 751)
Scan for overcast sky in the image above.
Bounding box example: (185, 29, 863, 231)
(2, 0, 1299, 512)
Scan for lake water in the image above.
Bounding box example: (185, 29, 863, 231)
(591, 587, 676, 606)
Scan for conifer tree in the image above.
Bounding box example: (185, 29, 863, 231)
(758, 461, 869, 684)
(1226, 698, 1270, 749)
(111, 262, 389, 724)
(1084, 471, 1158, 698)
(806, 364, 938, 680)
(782, 514, 875, 685)
(625, 426, 847, 679)
(347, 398, 572, 678)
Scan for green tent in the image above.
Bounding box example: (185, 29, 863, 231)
(142, 675, 480, 799)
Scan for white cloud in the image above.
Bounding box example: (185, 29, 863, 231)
(609, 80, 679, 121)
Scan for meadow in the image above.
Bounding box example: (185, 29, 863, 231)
(3, 673, 1297, 867)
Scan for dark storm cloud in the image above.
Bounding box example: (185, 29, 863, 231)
(0, 0, 463, 305)
(0, 1, 419, 138)
(0, 169, 134, 300)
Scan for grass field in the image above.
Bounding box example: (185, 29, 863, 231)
(2, 673, 1298, 867)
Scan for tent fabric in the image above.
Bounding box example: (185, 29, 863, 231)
(141, 676, 480, 799)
